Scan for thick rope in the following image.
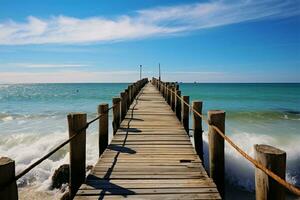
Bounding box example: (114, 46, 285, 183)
(158, 80, 300, 196)
(14, 105, 115, 181)
(1, 80, 147, 190)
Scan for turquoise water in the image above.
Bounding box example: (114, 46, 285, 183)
(0, 83, 299, 197)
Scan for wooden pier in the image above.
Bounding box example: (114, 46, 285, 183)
(74, 83, 221, 199)
(2, 78, 297, 200)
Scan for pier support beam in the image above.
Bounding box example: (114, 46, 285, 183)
(120, 92, 126, 121)
(0, 157, 18, 200)
(193, 101, 203, 161)
(171, 86, 176, 111)
(112, 97, 121, 135)
(208, 110, 225, 198)
(182, 96, 190, 134)
(68, 113, 87, 199)
(99, 104, 109, 156)
(176, 90, 181, 120)
(254, 144, 286, 200)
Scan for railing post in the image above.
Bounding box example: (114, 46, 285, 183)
(166, 83, 169, 101)
(120, 92, 126, 120)
(128, 85, 132, 105)
(176, 90, 181, 120)
(112, 97, 121, 135)
(176, 83, 179, 91)
(125, 89, 129, 110)
(68, 113, 86, 199)
(162, 82, 165, 97)
(132, 83, 136, 101)
(99, 104, 109, 156)
(170, 85, 173, 108)
(208, 110, 225, 198)
(193, 101, 203, 161)
(254, 144, 286, 200)
(167, 85, 172, 105)
(171, 86, 176, 111)
(182, 96, 189, 133)
(0, 157, 18, 200)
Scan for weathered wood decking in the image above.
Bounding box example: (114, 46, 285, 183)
(75, 83, 221, 199)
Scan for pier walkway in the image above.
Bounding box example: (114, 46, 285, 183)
(74, 83, 221, 199)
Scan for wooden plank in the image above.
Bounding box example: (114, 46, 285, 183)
(74, 83, 221, 199)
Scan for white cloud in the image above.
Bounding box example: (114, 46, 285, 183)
(0, 0, 298, 45)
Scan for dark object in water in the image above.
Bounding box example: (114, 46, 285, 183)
(51, 164, 94, 189)
(51, 164, 69, 189)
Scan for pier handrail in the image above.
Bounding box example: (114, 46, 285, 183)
(0, 78, 149, 199)
(0, 105, 114, 189)
(15, 106, 115, 181)
(155, 78, 300, 196)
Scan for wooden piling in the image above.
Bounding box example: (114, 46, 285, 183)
(68, 113, 87, 199)
(167, 85, 172, 105)
(128, 85, 132, 104)
(99, 104, 109, 156)
(182, 96, 189, 133)
(112, 97, 121, 135)
(254, 144, 286, 200)
(176, 90, 181, 120)
(120, 92, 126, 120)
(193, 101, 203, 161)
(208, 110, 225, 198)
(125, 89, 129, 110)
(170, 85, 173, 109)
(171, 86, 176, 111)
(165, 83, 168, 101)
(0, 157, 18, 200)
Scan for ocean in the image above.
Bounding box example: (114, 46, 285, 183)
(0, 83, 299, 199)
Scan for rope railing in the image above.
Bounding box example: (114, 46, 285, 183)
(14, 105, 115, 182)
(0, 78, 149, 199)
(156, 79, 300, 196)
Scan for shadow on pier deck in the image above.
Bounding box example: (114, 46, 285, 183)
(74, 83, 221, 199)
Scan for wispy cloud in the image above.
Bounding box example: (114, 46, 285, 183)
(0, 0, 299, 45)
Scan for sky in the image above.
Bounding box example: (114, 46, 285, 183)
(0, 0, 299, 83)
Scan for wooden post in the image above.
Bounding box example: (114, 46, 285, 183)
(208, 110, 225, 198)
(164, 83, 168, 100)
(0, 157, 18, 200)
(68, 113, 86, 199)
(132, 83, 136, 99)
(176, 90, 181, 120)
(130, 85, 134, 103)
(254, 144, 286, 200)
(167, 85, 172, 105)
(125, 89, 129, 110)
(120, 92, 126, 120)
(99, 104, 109, 156)
(171, 86, 176, 111)
(182, 96, 189, 133)
(112, 97, 120, 135)
(193, 101, 203, 161)
(162, 83, 165, 97)
(128, 85, 132, 104)
(170, 85, 173, 108)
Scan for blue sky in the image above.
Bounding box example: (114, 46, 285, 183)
(0, 0, 299, 83)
